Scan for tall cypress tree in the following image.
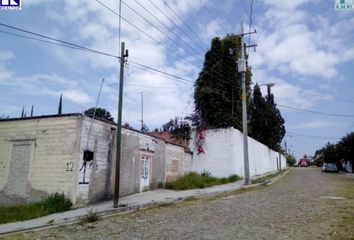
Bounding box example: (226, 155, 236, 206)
(58, 94, 62, 115)
(264, 87, 286, 150)
(193, 35, 251, 130)
(250, 84, 267, 142)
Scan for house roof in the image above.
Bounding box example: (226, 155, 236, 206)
(0, 113, 82, 122)
(148, 131, 190, 149)
(0, 113, 191, 152)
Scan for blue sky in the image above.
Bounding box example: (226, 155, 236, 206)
(0, 0, 354, 159)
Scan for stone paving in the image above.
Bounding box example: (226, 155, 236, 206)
(3, 167, 353, 240)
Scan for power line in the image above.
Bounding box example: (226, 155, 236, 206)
(129, 61, 194, 85)
(132, 0, 204, 57)
(95, 0, 201, 70)
(97, 0, 238, 89)
(286, 131, 341, 140)
(278, 104, 354, 117)
(0, 22, 197, 87)
(272, 85, 354, 104)
(152, 0, 238, 86)
(248, 0, 254, 45)
(120, 0, 203, 59)
(0, 22, 120, 59)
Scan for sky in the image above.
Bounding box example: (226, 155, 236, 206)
(0, 0, 354, 160)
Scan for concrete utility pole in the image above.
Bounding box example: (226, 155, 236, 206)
(113, 42, 128, 208)
(238, 22, 250, 185)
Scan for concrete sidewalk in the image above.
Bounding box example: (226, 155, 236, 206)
(0, 170, 289, 236)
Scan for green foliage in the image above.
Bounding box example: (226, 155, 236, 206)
(84, 107, 114, 122)
(250, 84, 286, 150)
(286, 154, 297, 167)
(165, 172, 241, 190)
(193, 35, 251, 130)
(141, 123, 149, 133)
(160, 117, 191, 140)
(43, 193, 72, 214)
(314, 132, 354, 168)
(0, 193, 72, 224)
(81, 209, 100, 223)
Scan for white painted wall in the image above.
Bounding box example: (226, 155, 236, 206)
(189, 128, 286, 178)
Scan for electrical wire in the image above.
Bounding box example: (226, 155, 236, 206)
(0, 22, 120, 59)
(129, 61, 194, 85)
(121, 0, 203, 59)
(278, 104, 354, 117)
(95, 0, 201, 71)
(0, 21, 198, 86)
(132, 0, 204, 57)
(286, 131, 341, 140)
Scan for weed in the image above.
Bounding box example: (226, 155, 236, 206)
(165, 172, 241, 190)
(81, 209, 100, 223)
(0, 193, 72, 224)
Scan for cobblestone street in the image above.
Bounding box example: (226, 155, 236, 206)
(3, 168, 354, 240)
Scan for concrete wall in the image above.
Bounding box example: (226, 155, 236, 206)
(0, 116, 79, 203)
(75, 116, 116, 205)
(0, 115, 191, 206)
(189, 128, 286, 178)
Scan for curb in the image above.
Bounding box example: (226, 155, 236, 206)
(0, 169, 290, 236)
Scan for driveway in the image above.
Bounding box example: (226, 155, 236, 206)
(3, 167, 354, 240)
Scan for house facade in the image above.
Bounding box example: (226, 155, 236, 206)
(0, 114, 191, 206)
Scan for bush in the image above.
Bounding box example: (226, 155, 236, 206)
(43, 193, 72, 214)
(0, 193, 72, 224)
(165, 172, 241, 190)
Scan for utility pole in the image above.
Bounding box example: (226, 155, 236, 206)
(140, 91, 144, 131)
(113, 42, 128, 208)
(235, 22, 257, 185)
(238, 22, 250, 185)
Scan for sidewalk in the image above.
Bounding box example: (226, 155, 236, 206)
(0, 170, 289, 235)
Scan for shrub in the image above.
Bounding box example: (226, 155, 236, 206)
(81, 209, 100, 223)
(165, 172, 241, 190)
(0, 193, 72, 224)
(43, 193, 72, 214)
(228, 175, 242, 182)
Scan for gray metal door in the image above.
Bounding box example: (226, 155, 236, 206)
(7, 143, 32, 197)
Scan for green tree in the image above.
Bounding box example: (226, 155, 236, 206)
(263, 86, 286, 150)
(161, 117, 191, 141)
(249, 84, 285, 150)
(249, 84, 267, 142)
(339, 132, 354, 165)
(193, 35, 251, 130)
(84, 107, 114, 122)
(141, 123, 149, 133)
(286, 154, 297, 167)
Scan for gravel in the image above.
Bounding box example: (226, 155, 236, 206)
(3, 168, 354, 240)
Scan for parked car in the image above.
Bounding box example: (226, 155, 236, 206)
(322, 163, 338, 173)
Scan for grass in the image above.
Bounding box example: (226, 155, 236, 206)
(80, 209, 100, 223)
(165, 172, 242, 190)
(0, 193, 72, 224)
(251, 170, 285, 184)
